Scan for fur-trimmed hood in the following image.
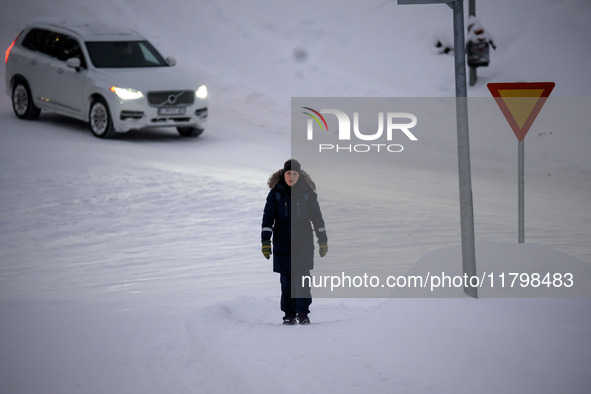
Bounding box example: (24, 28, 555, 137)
(267, 169, 316, 191)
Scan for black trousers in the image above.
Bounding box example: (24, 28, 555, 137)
(280, 271, 312, 316)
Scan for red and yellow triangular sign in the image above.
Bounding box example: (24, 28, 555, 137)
(487, 82, 555, 141)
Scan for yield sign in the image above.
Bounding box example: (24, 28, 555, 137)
(487, 82, 555, 141)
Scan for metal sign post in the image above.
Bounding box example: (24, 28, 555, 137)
(487, 82, 555, 244)
(518, 140, 525, 243)
(398, 0, 477, 298)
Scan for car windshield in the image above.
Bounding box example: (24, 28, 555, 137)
(85, 40, 168, 68)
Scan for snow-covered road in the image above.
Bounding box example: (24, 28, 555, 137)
(1, 91, 589, 309)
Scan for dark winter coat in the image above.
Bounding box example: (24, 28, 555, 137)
(261, 169, 327, 274)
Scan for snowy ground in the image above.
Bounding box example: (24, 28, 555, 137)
(1, 0, 590, 393)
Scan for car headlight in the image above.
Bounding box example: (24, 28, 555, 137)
(110, 86, 144, 100)
(196, 85, 208, 99)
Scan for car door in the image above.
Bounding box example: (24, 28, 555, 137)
(18, 28, 54, 105)
(48, 34, 87, 118)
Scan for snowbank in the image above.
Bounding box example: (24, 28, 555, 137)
(3, 243, 590, 394)
(402, 242, 591, 298)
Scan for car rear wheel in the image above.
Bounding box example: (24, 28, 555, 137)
(89, 98, 115, 138)
(177, 127, 204, 138)
(12, 81, 41, 120)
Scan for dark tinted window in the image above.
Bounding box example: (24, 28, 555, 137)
(58, 37, 84, 64)
(21, 28, 86, 67)
(85, 40, 168, 68)
(22, 28, 52, 53)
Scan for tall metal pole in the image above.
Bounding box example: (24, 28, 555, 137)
(518, 140, 525, 243)
(452, 0, 478, 298)
(398, 0, 478, 298)
(468, 0, 477, 86)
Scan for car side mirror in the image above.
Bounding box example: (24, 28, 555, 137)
(66, 57, 81, 71)
(165, 56, 176, 66)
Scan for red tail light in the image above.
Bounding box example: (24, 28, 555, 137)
(5, 34, 19, 64)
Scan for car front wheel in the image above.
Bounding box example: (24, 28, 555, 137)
(177, 127, 204, 138)
(12, 82, 41, 120)
(89, 98, 115, 138)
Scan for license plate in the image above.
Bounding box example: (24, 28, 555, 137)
(158, 107, 185, 116)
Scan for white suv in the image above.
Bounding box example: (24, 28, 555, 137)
(5, 19, 208, 138)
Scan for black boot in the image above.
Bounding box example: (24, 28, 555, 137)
(297, 312, 310, 325)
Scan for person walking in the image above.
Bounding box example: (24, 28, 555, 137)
(261, 159, 328, 325)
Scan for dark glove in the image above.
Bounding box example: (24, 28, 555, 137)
(319, 243, 328, 258)
(262, 240, 272, 260)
